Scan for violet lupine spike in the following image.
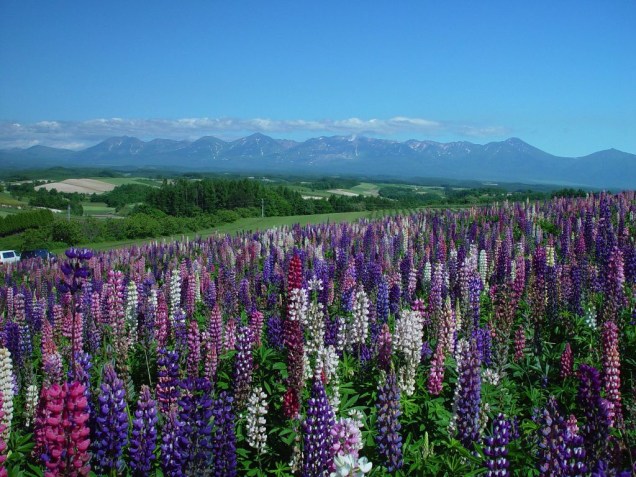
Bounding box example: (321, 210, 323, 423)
(377, 323, 392, 373)
(454, 339, 482, 449)
(93, 364, 128, 474)
(601, 245, 625, 324)
(233, 325, 255, 408)
(156, 347, 180, 415)
(563, 415, 587, 477)
(160, 408, 188, 477)
(129, 385, 158, 477)
(211, 391, 237, 477)
(561, 343, 574, 380)
(483, 413, 511, 477)
(178, 378, 214, 474)
(302, 378, 336, 477)
(536, 397, 566, 476)
(577, 364, 614, 465)
(375, 370, 403, 474)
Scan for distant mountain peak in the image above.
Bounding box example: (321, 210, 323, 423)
(0, 134, 633, 188)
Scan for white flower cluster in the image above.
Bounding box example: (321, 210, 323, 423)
(245, 386, 268, 454)
(307, 276, 324, 293)
(125, 279, 139, 343)
(331, 455, 372, 477)
(24, 383, 38, 427)
(169, 272, 181, 318)
(0, 347, 14, 440)
(347, 286, 370, 349)
(482, 368, 501, 386)
(584, 305, 597, 329)
(546, 244, 556, 268)
(288, 287, 309, 322)
(479, 249, 489, 288)
(394, 309, 424, 396)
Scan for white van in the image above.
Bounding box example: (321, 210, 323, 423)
(0, 250, 21, 264)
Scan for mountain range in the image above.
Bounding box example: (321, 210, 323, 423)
(1, 134, 635, 189)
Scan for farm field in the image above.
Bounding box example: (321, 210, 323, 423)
(34, 178, 116, 194)
(0, 192, 635, 476)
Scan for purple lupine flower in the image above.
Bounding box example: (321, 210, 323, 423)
(211, 391, 237, 477)
(160, 408, 188, 477)
(577, 364, 614, 464)
(93, 364, 128, 474)
(302, 379, 335, 477)
(172, 307, 187, 352)
(376, 279, 390, 323)
(178, 378, 214, 473)
(265, 314, 284, 351)
(156, 348, 180, 415)
(375, 370, 403, 473)
(454, 339, 482, 449)
(483, 413, 511, 477)
(233, 325, 255, 407)
(129, 385, 158, 477)
(601, 245, 625, 324)
(388, 282, 401, 316)
(536, 397, 566, 476)
(377, 323, 392, 373)
(563, 415, 587, 477)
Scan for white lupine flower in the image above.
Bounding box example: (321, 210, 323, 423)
(394, 309, 424, 396)
(423, 261, 432, 283)
(288, 287, 309, 323)
(25, 383, 39, 427)
(546, 244, 556, 268)
(0, 347, 15, 440)
(347, 286, 370, 349)
(479, 249, 489, 287)
(584, 305, 597, 329)
(125, 279, 139, 343)
(245, 386, 268, 454)
(482, 368, 501, 386)
(331, 454, 373, 477)
(169, 272, 181, 317)
(307, 276, 324, 292)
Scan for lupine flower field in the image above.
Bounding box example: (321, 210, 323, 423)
(1, 192, 635, 476)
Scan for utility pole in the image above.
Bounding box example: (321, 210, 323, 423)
(261, 198, 265, 217)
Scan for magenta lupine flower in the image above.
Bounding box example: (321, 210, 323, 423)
(513, 325, 526, 362)
(39, 382, 91, 477)
(302, 378, 335, 477)
(155, 292, 169, 348)
(249, 309, 265, 346)
(427, 343, 445, 396)
(186, 319, 201, 377)
(561, 343, 574, 380)
(601, 320, 623, 427)
(283, 254, 305, 419)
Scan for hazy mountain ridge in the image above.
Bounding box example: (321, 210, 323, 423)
(1, 134, 634, 188)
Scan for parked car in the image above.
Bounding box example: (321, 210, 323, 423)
(0, 250, 21, 264)
(20, 249, 56, 261)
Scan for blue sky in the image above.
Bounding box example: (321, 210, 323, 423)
(0, 0, 634, 156)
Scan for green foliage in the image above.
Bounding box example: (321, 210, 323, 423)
(0, 209, 54, 236)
